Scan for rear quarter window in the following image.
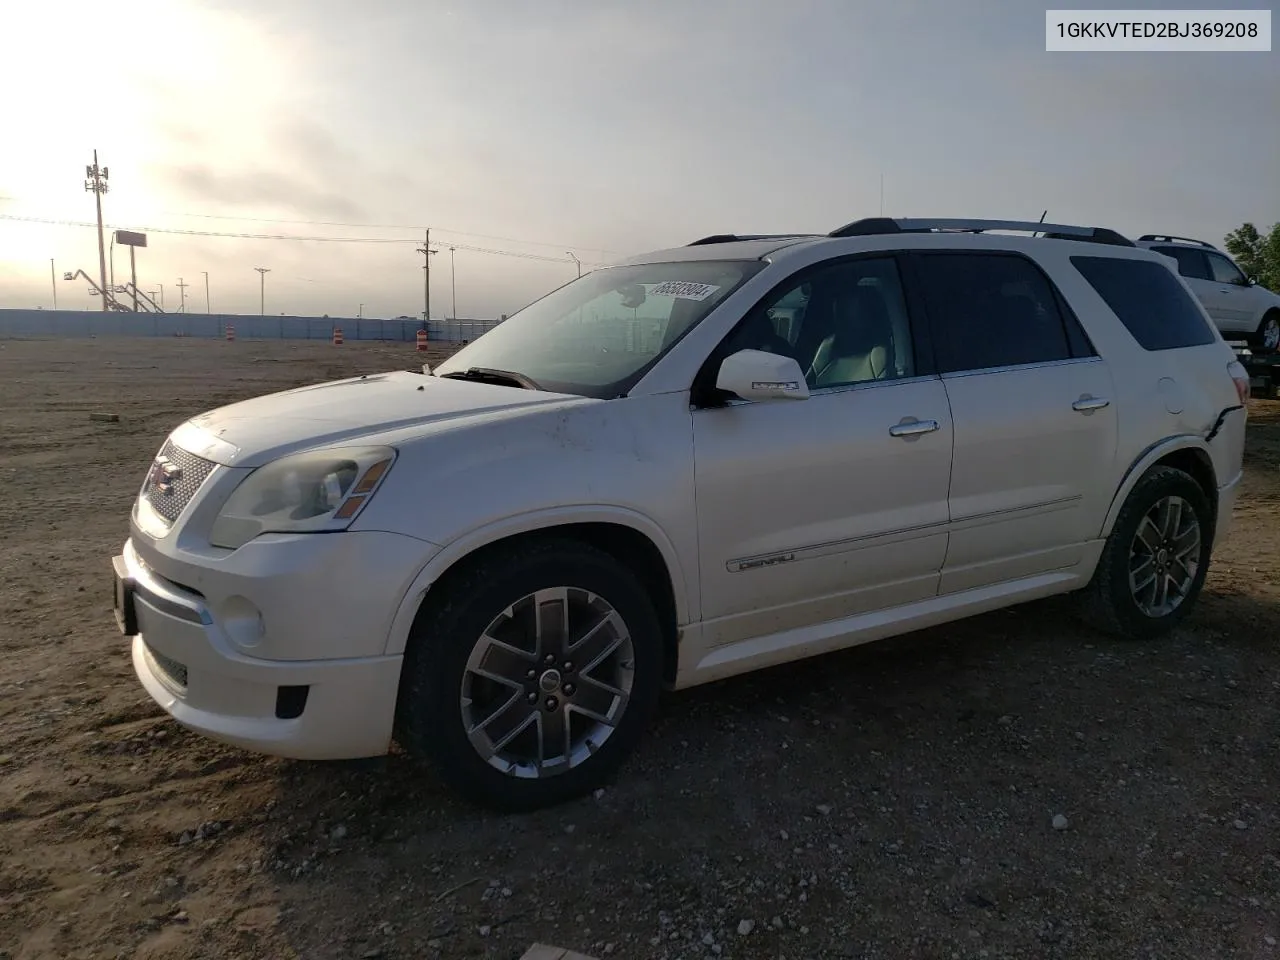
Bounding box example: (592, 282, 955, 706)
(1070, 255, 1216, 351)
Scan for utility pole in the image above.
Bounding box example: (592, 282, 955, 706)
(254, 266, 270, 315)
(84, 150, 110, 312)
(50, 259, 57, 310)
(202, 271, 210, 312)
(176, 277, 189, 313)
(449, 246, 457, 319)
(157, 283, 165, 310)
(566, 250, 581, 278)
(130, 247, 139, 311)
(416, 229, 437, 323)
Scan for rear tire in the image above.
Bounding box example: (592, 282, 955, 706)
(394, 538, 664, 812)
(1077, 466, 1214, 640)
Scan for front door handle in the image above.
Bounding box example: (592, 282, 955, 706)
(889, 418, 940, 438)
(1072, 396, 1111, 412)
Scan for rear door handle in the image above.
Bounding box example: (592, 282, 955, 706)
(1072, 396, 1111, 412)
(889, 419, 940, 438)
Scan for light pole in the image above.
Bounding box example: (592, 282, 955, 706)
(358, 303, 364, 319)
(254, 267, 270, 315)
(84, 150, 109, 311)
(157, 283, 165, 311)
(450, 246, 457, 319)
(566, 250, 581, 278)
(202, 271, 210, 312)
(176, 277, 188, 313)
(50, 259, 57, 310)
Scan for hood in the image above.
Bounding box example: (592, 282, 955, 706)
(172, 370, 583, 468)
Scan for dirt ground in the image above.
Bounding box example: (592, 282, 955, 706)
(1, 336, 1277, 960)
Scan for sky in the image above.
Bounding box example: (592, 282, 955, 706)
(0, 0, 1276, 319)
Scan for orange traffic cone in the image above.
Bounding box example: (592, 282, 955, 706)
(415, 328, 428, 352)
(332, 327, 344, 346)
(225, 323, 236, 342)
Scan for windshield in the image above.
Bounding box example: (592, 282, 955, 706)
(433, 259, 765, 398)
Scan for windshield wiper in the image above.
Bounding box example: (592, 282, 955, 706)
(438, 367, 542, 391)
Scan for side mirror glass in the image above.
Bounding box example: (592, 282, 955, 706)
(715, 349, 809, 402)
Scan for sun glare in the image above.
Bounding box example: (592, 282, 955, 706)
(0, 0, 306, 270)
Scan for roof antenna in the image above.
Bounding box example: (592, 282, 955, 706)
(1034, 209, 1047, 237)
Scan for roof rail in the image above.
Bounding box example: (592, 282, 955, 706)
(827, 217, 1136, 248)
(686, 233, 817, 246)
(1137, 233, 1216, 249)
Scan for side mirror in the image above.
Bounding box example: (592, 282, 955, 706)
(1247, 276, 1258, 286)
(715, 349, 809, 402)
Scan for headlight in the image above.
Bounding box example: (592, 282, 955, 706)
(209, 446, 396, 550)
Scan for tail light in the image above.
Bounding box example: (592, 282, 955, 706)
(1227, 360, 1251, 407)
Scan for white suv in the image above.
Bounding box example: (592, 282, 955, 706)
(111, 217, 1250, 811)
(1135, 234, 1280, 353)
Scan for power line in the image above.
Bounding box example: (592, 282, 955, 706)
(0, 213, 608, 266)
(154, 210, 622, 255)
(0, 200, 619, 253)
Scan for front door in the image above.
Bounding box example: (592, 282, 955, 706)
(1203, 249, 1258, 332)
(692, 255, 954, 651)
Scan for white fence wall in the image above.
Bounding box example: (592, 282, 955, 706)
(0, 310, 503, 344)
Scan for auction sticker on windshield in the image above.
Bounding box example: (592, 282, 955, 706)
(650, 281, 721, 301)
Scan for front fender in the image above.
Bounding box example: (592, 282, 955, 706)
(380, 505, 693, 657)
(1098, 434, 1214, 538)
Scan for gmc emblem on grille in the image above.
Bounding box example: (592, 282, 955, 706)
(148, 456, 182, 495)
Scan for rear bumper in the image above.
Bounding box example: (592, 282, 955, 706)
(114, 538, 403, 760)
(1215, 469, 1243, 546)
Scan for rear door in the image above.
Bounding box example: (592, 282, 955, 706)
(907, 251, 1119, 595)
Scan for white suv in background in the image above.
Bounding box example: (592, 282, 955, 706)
(111, 217, 1250, 811)
(1136, 234, 1280, 353)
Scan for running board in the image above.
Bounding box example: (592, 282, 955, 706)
(682, 567, 1089, 688)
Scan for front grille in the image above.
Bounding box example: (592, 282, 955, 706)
(144, 640, 189, 690)
(142, 439, 216, 523)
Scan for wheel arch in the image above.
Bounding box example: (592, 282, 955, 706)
(384, 508, 689, 684)
(1100, 437, 1218, 539)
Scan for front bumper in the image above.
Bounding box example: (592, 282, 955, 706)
(111, 537, 412, 760)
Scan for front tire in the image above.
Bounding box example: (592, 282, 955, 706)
(1077, 466, 1214, 640)
(1253, 310, 1280, 354)
(394, 538, 664, 812)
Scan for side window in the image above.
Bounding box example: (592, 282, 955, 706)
(1206, 252, 1247, 285)
(1155, 246, 1212, 280)
(723, 257, 916, 389)
(1071, 255, 1216, 351)
(727, 259, 916, 391)
(914, 253, 1072, 373)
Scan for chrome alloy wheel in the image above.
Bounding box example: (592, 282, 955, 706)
(1128, 495, 1201, 618)
(1262, 315, 1279, 352)
(460, 587, 635, 778)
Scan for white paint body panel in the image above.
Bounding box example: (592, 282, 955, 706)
(113, 230, 1248, 760)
